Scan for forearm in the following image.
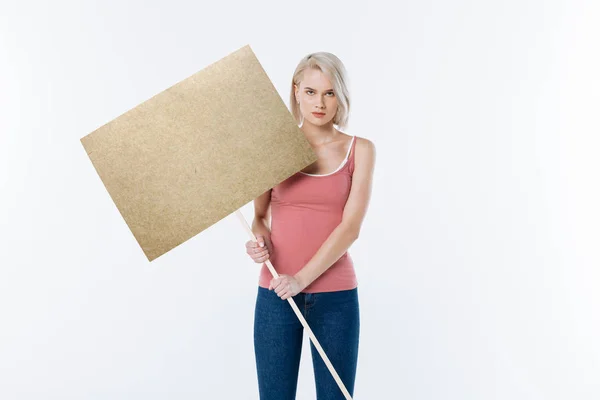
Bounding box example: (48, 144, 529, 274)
(253, 213, 271, 235)
(294, 222, 359, 289)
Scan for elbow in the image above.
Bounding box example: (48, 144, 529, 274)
(342, 221, 360, 241)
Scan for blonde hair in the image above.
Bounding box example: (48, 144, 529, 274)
(289, 52, 351, 130)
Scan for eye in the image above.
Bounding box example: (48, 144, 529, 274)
(326, 92, 335, 96)
(306, 90, 314, 95)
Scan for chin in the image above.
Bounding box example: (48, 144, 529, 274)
(310, 116, 332, 125)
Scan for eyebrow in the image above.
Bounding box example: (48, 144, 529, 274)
(304, 87, 334, 92)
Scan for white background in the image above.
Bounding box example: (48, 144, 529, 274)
(1, 0, 599, 399)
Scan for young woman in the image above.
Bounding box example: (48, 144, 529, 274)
(245, 52, 376, 399)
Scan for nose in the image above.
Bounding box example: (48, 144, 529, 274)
(316, 97, 325, 109)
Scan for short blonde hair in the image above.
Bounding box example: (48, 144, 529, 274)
(290, 52, 351, 130)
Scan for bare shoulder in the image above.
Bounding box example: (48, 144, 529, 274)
(354, 136, 376, 165)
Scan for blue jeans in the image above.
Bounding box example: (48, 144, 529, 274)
(253, 286, 360, 399)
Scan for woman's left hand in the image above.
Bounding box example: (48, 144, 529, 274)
(269, 274, 306, 300)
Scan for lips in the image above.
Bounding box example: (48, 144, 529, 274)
(312, 112, 326, 116)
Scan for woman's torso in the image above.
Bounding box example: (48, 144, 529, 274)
(257, 134, 358, 293)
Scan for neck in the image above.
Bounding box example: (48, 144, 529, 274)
(301, 120, 340, 146)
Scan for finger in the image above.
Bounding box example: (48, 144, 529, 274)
(277, 282, 290, 295)
(275, 281, 287, 292)
(257, 249, 269, 257)
(251, 248, 267, 258)
(255, 235, 265, 247)
(248, 250, 266, 260)
(255, 249, 269, 259)
(277, 277, 289, 288)
(274, 281, 284, 293)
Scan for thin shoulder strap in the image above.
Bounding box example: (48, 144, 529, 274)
(344, 135, 355, 160)
(348, 136, 358, 174)
(349, 136, 357, 159)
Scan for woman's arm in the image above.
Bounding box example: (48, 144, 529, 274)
(295, 137, 376, 289)
(252, 189, 273, 248)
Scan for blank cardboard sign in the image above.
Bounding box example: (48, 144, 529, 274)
(81, 44, 317, 261)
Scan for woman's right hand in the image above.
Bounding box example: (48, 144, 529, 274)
(246, 234, 271, 264)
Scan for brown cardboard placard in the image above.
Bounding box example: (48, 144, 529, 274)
(81, 44, 317, 261)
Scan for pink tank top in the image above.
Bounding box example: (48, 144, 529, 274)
(258, 135, 358, 293)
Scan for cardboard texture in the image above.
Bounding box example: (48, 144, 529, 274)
(81, 45, 318, 261)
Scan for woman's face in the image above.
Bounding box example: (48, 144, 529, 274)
(294, 69, 338, 126)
